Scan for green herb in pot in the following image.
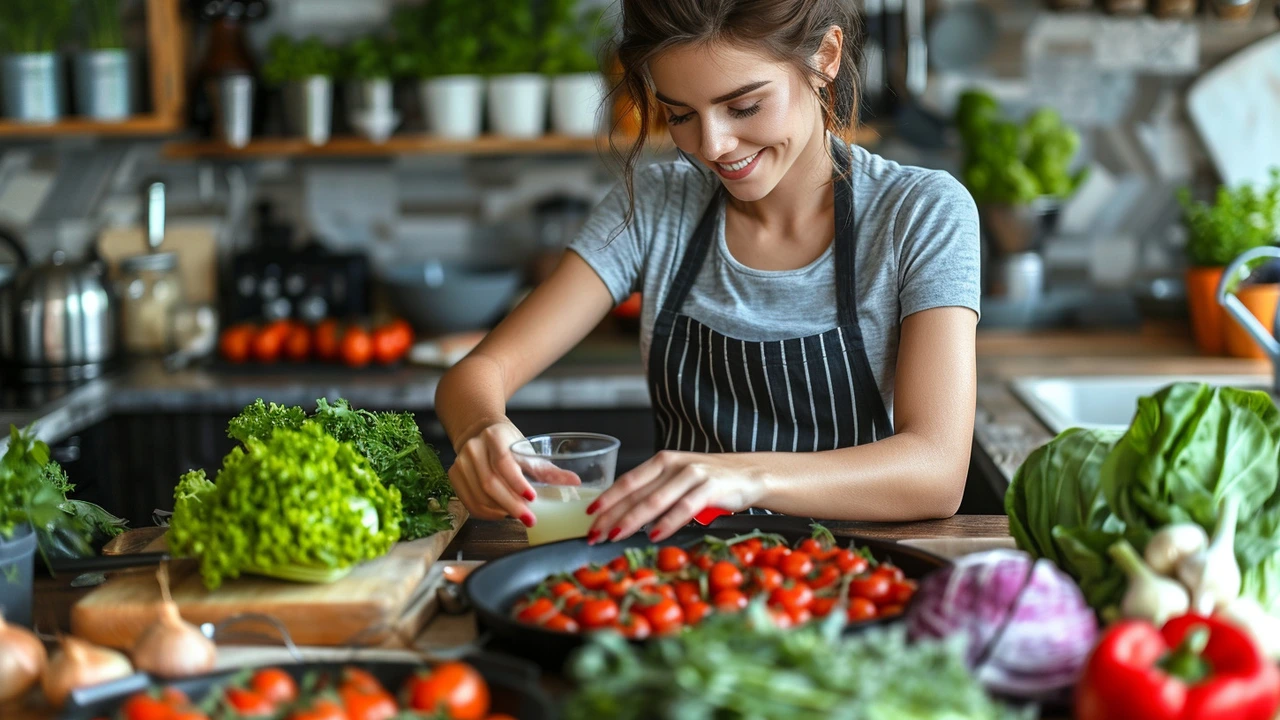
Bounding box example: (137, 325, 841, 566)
(1177, 167, 1280, 268)
(262, 35, 343, 85)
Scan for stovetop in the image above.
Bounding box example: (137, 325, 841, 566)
(0, 377, 94, 413)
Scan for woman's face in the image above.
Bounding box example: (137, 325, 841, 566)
(650, 38, 835, 202)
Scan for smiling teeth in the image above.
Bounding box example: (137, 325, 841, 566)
(718, 152, 758, 172)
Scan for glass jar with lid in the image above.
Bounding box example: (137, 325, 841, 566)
(117, 251, 185, 355)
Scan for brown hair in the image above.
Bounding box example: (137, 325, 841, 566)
(607, 0, 865, 229)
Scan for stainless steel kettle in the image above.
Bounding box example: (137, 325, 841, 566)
(0, 248, 118, 382)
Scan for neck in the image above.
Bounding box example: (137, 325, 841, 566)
(727, 124, 835, 234)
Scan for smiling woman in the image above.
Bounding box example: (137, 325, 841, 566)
(434, 0, 981, 541)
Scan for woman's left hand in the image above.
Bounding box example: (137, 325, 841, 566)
(586, 450, 767, 544)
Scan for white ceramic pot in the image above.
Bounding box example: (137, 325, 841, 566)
(1, 53, 64, 123)
(487, 73, 549, 138)
(283, 75, 333, 146)
(73, 49, 134, 120)
(346, 78, 400, 144)
(420, 75, 484, 139)
(551, 72, 606, 137)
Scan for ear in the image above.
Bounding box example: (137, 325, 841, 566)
(811, 25, 843, 88)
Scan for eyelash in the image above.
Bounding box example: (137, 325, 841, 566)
(667, 102, 762, 126)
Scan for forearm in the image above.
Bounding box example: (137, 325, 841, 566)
(753, 430, 970, 521)
(435, 353, 513, 452)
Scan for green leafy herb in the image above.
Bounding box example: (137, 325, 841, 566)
(228, 398, 454, 540)
(169, 422, 403, 590)
(564, 602, 1031, 720)
(262, 35, 344, 85)
(1177, 168, 1280, 268)
(393, 0, 485, 78)
(538, 0, 611, 75)
(0, 0, 73, 54)
(80, 0, 124, 51)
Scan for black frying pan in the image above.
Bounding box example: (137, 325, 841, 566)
(463, 517, 950, 672)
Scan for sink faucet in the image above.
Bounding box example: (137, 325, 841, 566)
(1217, 246, 1280, 394)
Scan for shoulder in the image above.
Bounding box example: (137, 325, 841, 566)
(847, 143, 976, 224)
(632, 155, 720, 209)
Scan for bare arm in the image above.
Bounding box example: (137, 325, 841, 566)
(435, 250, 616, 519)
(587, 306, 978, 541)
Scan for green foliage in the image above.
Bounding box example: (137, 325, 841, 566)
(392, 0, 484, 78)
(539, 0, 611, 75)
(342, 36, 414, 80)
(80, 0, 124, 51)
(168, 422, 403, 590)
(0, 0, 74, 54)
(476, 0, 542, 75)
(1177, 167, 1280, 268)
(262, 35, 343, 85)
(954, 90, 1087, 206)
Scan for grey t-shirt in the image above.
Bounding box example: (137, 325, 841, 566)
(568, 141, 981, 421)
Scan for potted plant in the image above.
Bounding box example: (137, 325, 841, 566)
(344, 36, 405, 143)
(541, 0, 611, 138)
(263, 35, 341, 146)
(1178, 168, 1280, 357)
(74, 0, 132, 120)
(0, 0, 73, 123)
(480, 0, 548, 138)
(397, 1, 486, 140)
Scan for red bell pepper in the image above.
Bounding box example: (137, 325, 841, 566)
(1075, 613, 1280, 720)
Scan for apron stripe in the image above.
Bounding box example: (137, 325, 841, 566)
(761, 342, 780, 452)
(661, 316, 680, 449)
(780, 340, 799, 453)
(800, 338, 819, 452)
(724, 334, 739, 452)
(742, 341, 759, 451)
(692, 320, 710, 453)
(707, 323, 725, 453)
(837, 325, 861, 445)
(675, 316, 695, 451)
(821, 332, 840, 451)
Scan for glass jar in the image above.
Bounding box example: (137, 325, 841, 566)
(118, 251, 185, 355)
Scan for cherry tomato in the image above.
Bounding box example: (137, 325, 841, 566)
(657, 546, 689, 573)
(122, 694, 176, 720)
(577, 598, 620, 629)
(849, 574, 892, 604)
(692, 552, 715, 571)
(284, 324, 312, 362)
(614, 613, 652, 640)
(250, 668, 298, 705)
(340, 686, 397, 720)
(797, 539, 827, 557)
(288, 699, 347, 720)
(755, 546, 791, 569)
(831, 548, 869, 575)
(731, 543, 758, 566)
(516, 597, 557, 625)
(574, 565, 611, 591)
(753, 567, 783, 593)
(769, 607, 795, 629)
(889, 579, 918, 605)
(709, 561, 744, 592)
(674, 580, 702, 606)
(810, 596, 837, 617)
(371, 326, 404, 365)
(340, 667, 385, 695)
(780, 551, 814, 580)
(604, 575, 634, 599)
(608, 556, 631, 574)
(543, 613, 580, 633)
(713, 589, 748, 612)
(847, 597, 878, 622)
(875, 564, 906, 583)
(683, 601, 713, 626)
(769, 582, 814, 613)
(219, 324, 255, 364)
(648, 583, 678, 603)
(252, 320, 291, 363)
(340, 327, 374, 367)
(789, 607, 813, 625)
(809, 564, 841, 590)
(640, 598, 684, 635)
(224, 688, 274, 717)
(405, 662, 490, 720)
(313, 319, 342, 361)
(385, 318, 414, 353)
(632, 567, 659, 586)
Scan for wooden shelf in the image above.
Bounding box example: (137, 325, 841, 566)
(160, 124, 883, 160)
(0, 115, 182, 138)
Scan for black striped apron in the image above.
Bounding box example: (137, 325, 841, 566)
(647, 143, 893, 468)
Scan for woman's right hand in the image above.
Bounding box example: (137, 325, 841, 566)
(449, 421, 538, 525)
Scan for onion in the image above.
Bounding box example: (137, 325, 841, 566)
(0, 610, 47, 703)
(131, 562, 217, 678)
(42, 636, 133, 708)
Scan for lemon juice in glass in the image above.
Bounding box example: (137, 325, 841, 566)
(510, 433, 620, 546)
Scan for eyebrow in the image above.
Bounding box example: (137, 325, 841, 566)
(654, 80, 772, 107)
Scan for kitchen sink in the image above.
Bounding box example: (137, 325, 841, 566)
(1010, 374, 1274, 434)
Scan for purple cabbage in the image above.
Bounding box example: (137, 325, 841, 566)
(905, 548, 1097, 700)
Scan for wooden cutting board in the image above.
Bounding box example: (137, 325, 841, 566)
(71, 501, 468, 651)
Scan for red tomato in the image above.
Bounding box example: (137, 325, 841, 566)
(709, 561, 744, 592)
(632, 567, 659, 586)
(577, 598, 621, 629)
(405, 662, 490, 720)
(604, 575, 634, 599)
(550, 580, 583, 603)
(769, 607, 795, 629)
(780, 551, 814, 580)
(252, 320, 291, 363)
(849, 574, 892, 604)
(284, 324, 312, 362)
(769, 583, 814, 613)
(340, 667, 385, 695)
(657, 546, 689, 572)
(313, 319, 342, 362)
(713, 589, 748, 612)
(889, 579, 918, 605)
(648, 583, 678, 604)
(224, 688, 274, 717)
(543, 613, 580, 633)
(832, 548, 869, 575)
(574, 565, 611, 591)
(692, 552, 715, 571)
(755, 546, 791, 569)
(847, 597, 878, 622)
(122, 694, 175, 720)
(875, 564, 906, 583)
(640, 598, 684, 635)
(340, 327, 373, 367)
(683, 601, 713, 626)
(809, 564, 841, 590)
(810, 596, 837, 617)
(516, 597, 557, 625)
(731, 543, 758, 566)
(614, 614, 651, 640)
(674, 580, 702, 606)
(219, 324, 255, 364)
(250, 668, 298, 705)
(608, 556, 631, 574)
(753, 567, 783, 593)
(371, 326, 404, 365)
(797, 539, 827, 557)
(340, 686, 397, 720)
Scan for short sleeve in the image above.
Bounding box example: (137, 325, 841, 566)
(894, 171, 982, 321)
(567, 165, 667, 305)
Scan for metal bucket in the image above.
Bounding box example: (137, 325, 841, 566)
(1, 53, 64, 122)
(73, 49, 134, 120)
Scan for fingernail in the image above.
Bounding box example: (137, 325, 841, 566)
(648, 529, 661, 541)
(521, 513, 536, 528)
(586, 500, 600, 515)
(587, 530, 600, 544)
(607, 528, 622, 541)
(524, 489, 537, 502)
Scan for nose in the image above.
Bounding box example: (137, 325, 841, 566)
(700, 116, 738, 162)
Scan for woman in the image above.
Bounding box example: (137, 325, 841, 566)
(435, 0, 980, 543)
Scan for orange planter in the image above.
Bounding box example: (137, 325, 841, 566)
(1225, 283, 1279, 360)
(1185, 266, 1227, 356)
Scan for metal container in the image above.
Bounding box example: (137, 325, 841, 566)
(1, 53, 64, 123)
(0, 251, 118, 382)
(283, 75, 333, 145)
(73, 49, 134, 120)
(979, 199, 1062, 256)
(213, 73, 255, 148)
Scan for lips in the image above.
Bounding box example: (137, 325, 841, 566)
(713, 149, 764, 180)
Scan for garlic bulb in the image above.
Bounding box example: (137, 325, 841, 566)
(1143, 523, 1208, 577)
(1177, 495, 1242, 615)
(0, 610, 46, 703)
(1110, 539, 1190, 626)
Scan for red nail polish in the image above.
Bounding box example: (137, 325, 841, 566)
(607, 528, 622, 540)
(524, 489, 537, 502)
(521, 513, 536, 528)
(586, 500, 600, 515)
(648, 529, 661, 541)
(587, 530, 600, 543)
